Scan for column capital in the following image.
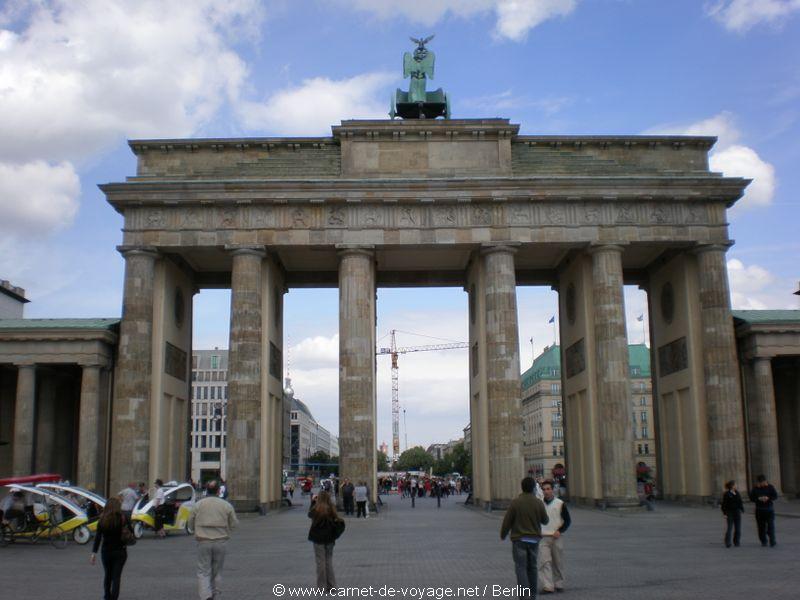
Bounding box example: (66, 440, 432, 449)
(752, 355, 775, 364)
(691, 241, 734, 255)
(336, 245, 375, 260)
(117, 245, 158, 259)
(587, 243, 627, 256)
(480, 242, 520, 256)
(226, 245, 266, 258)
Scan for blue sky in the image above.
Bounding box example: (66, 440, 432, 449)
(1, 0, 799, 450)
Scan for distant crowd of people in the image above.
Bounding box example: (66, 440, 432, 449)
(0, 469, 780, 599)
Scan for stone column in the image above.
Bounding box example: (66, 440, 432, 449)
(110, 247, 157, 494)
(748, 357, 781, 490)
(12, 364, 36, 476)
(481, 244, 524, 507)
(694, 244, 747, 492)
(338, 247, 377, 505)
(588, 244, 638, 507)
(77, 365, 102, 491)
(226, 247, 265, 512)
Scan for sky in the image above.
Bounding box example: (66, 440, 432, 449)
(1, 0, 799, 452)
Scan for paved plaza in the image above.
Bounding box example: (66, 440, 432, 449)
(2, 492, 798, 599)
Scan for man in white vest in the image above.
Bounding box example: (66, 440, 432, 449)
(538, 481, 571, 593)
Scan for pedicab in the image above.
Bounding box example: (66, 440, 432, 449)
(130, 481, 196, 539)
(0, 483, 88, 548)
(38, 482, 106, 544)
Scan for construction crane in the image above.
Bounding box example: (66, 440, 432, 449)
(378, 330, 469, 464)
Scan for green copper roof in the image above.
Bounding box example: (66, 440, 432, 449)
(732, 310, 800, 324)
(0, 318, 120, 330)
(521, 343, 651, 390)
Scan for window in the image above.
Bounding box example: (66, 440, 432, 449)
(641, 412, 647, 423)
(552, 445, 558, 457)
(638, 444, 643, 455)
(640, 396, 647, 406)
(644, 443, 650, 454)
(225, 386, 228, 400)
(631, 366, 640, 376)
(191, 371, 197, 382)
(201, 420, 207, 432)
(217, 386, 222, 399)
(201, 403, 208, 416)
(551, 383, 560, 394)
(641, 427, 649, 438)
(200, 451, 220, 462)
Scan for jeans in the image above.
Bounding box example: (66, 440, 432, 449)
(101, 548, 127, 600)
(724, 512, 741, 546)
(197, 539, 227, 599)
(755, 510, 776, 546)
(356, 501, 367, 518)
(314, 543, 336, 592)
(512, 540, 539, 599)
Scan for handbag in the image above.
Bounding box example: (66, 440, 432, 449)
(121, 519, 137, 546)
(332, 518, 346, 540)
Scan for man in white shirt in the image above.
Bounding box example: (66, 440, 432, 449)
(538, 481, 572, 594)
(189, 480, 238, 600)
(118, 482, 139, 520)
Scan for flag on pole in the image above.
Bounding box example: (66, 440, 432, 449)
(548, 315, 555, 324)
(636, 314, 644, 322)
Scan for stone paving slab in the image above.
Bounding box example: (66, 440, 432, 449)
(1, 492, 798, 599)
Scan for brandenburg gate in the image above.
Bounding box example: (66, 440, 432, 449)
(101, 114, 749, 511)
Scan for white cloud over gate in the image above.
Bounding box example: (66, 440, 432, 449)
(336, 0, 579, 41)
(646, 112, 776, 213)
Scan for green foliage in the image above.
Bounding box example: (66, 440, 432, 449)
(432, 443, 471, 477)
(307, 451, 338, 475)
(396, 446, 434, 472)
(376, 449, 389, 472)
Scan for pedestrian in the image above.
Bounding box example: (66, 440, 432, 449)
(721, 480, 744, 548)
(218, 480, 228, 499)
(118, 482, 138, 521)
(90, 497, 133, 600)
(749, 474, 778, 547)
(538, 481, 571, 594)
(308, 491, 344, 594)
(500, 477, 549, 600)
(341, 479, 354, 516)
(152, 479, 167, 537)
(355, 481, 368, 518)
(188, 479, 238, 600)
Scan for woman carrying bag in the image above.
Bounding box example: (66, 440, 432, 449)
(90, 496, 135, 600)
(308, 491, 345, 593)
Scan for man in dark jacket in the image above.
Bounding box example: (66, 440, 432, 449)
(720, 480, 744, 547)
(501, 477, 549, 599)
(749, 474, 778, 546)
(340, 479, 355, 516)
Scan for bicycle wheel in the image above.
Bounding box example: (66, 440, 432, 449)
(73, 525, 91, 545)
(49, 526, 68, 549)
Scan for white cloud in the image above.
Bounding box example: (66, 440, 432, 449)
(710, 146, 776, 208)
(494, 0, 577, 41)
(0, 161, 80, 235)
(0, 1, 262, 164)
(290, 334, 340, 370)
(706, 0, 800, 32)
(335, 0, 578, 41)
(238, 72, 394, 135)
(646, 111, 777, 212)
(727, 258, 795, 309)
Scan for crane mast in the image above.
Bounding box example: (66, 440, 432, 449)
(378, 329, 469, 465)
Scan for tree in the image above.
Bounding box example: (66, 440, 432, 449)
(307, 451, 338, 475)
(376, 449, 389, 472)
(396, 446, 434, 472)
(432, 443, 471, 476)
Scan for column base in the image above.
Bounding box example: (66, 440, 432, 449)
(230, 499, 262, 513)
(597, 496, 644, 511)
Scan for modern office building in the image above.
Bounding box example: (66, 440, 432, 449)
(520, 344, 656, 481)
(289, 394, 339, 471)
(190, 349, 229, 483)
